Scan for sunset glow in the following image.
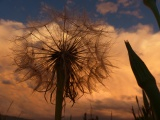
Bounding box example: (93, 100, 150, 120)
(0, 0, 160, 120)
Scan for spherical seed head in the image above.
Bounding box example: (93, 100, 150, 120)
(13, 6, 113, 104)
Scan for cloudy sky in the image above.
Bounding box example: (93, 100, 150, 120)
(0, 0, 160, 120)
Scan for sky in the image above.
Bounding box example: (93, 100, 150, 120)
(0, 0, 160, 120)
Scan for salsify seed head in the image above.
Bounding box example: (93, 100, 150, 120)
(13, 6, 113, 104)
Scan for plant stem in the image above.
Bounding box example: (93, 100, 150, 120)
(55, 65, 66, 120)
(143, 0, 160, 29)
(150, 5, 160, 29)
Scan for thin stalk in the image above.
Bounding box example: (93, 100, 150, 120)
(150, 5, 160, 29)
(111, 111, 112, 120)
(55, 65, 66, 120)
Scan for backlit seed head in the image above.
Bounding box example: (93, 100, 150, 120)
(13, 6, 113, 104)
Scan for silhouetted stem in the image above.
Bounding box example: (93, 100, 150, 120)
(125, 41, 160, 120)
(143, 0, 160, 29)
(55, 66, 65, 120)
(142, 90, 150, 113)
(151, 6, 160, 29)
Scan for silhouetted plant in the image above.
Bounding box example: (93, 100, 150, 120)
(0, 101, 13, 120)
(95, 116, 99, 120)
(0, 100, 24, 120)
(126, 0, 160, 119)
(132, 91, 156, 120)
(69, 115, 72, 120)
(110, 111, 112, 120)
(83, 113, 87, 120)
(13, 6, 113, 120)
(143, 0, 160, 28)
(83, 113, 99, 120)
(125, 41, 160, 120)
(125, 1, 160, 119)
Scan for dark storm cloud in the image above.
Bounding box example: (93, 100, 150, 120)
(120, 95, 135, 101)
(93, 98, 132, 111)
(90, 97, 138, 119)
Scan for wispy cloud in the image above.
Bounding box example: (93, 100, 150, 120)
(96, 2, 118, 15)
(117, 0, 134, 7)
(96, 1, 142, 19)
(67, 0, 73, 4)
(120, 10, 143, 19)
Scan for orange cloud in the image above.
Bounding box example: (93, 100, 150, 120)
(96, 2, 118, 15)
(0, 20, 160, 120)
